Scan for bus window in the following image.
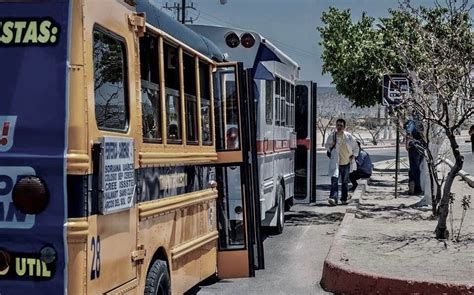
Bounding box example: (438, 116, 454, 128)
(280, 79, 286, 126)
(93, 27, 128, 131)
(216, 166, 245, 249)
(184, 53, 198, 145)
(291, 84, 295, 127)
(295, 85, 309, 139)
(213, 67, 240, 151)
(275, 77, 280, 125)
(286, 81, 291, 128)
(200, 61, 213, 145)
(164, 42, 182, 143)
(140, 33, 162, 142)
(265, 80, 273, 125)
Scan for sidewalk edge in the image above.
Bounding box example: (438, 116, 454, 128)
(320, 183, 474, 295)
(441, 158, 474, 188)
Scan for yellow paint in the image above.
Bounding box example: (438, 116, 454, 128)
(64, 0, 244, 294)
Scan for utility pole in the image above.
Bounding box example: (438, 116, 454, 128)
(163, 1, 196, 24)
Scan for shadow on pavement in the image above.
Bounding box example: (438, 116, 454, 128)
(285, 210, 344, 226)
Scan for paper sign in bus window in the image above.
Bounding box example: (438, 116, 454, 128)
(0, 116, 17, 152)
(99, 137, 136, 215)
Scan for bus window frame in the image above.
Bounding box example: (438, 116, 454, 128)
(163, 41, 183, 144)
(183, 52, 199, 145)
(140, 32, 163, 143)
(92, 24, 130, 133)
(214, 66, 241, 153)
(275, 77, 280, 126)
(199, 59, 213, 146)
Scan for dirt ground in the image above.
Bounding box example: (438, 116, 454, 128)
(340, 172, 473, 284)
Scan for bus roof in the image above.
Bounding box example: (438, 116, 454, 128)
(187, 24, 299, 70)
(136, 0, 225, 61)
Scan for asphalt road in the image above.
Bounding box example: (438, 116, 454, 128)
(188, 145, 472, 294)
(189, 204, 345, 295)
(189, 147, 404, 294)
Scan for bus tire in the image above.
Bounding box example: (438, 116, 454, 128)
(271, 184, 285, 235)
(144, 259, 171, 295)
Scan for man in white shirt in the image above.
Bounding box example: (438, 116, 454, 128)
(325, 118, 359, 205)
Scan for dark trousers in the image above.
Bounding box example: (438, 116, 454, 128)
(349, 170, 371, 188)
(330, 164, 350, 202)
(408, 148, 423, 193)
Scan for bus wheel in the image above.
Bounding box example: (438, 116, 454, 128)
(273, 184, 285, 235)
(144, 259, 171, 295)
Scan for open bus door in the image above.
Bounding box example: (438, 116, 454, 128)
(294, 81, 317, 204)
(213, 62, 264, 278)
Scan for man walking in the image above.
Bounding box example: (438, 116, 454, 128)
(349, 141, 373, 192)
(325, 118, 359, 205)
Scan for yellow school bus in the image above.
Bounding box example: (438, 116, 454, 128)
(0, 0, 264, 294)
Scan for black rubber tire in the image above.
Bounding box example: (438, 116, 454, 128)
(271, 185, 285, 235)
(144, 259, 171, 295)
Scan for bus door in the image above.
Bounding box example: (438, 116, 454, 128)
(294, 81, 317, 204)
(78, 1, 140, 293)
(213, 62, 263, 278)
(0, 0, 70, 292)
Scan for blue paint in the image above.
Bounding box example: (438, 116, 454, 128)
(0, 1, 70, 294)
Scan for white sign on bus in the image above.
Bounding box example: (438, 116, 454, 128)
(100, 137, 135, 215)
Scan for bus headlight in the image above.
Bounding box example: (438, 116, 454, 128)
(225, 32, 240, 48)
(240, 33, 255, 48)
(12, 176, 49, 215)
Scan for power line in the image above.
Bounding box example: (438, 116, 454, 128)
(163, 1, 197, 24)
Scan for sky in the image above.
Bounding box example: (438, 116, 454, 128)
(160, 0, 441, 86)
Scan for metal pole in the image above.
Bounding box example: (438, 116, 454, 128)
(395, 118, 400, 198)
(181, 0, 186, 24)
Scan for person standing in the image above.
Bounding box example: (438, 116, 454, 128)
(349, 142, 373, 192)
(405, 119, 424, 195)
(325, 118, 359, 205)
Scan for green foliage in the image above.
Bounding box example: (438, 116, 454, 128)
(318, 2, 473, 110)
(318, 8, 385, 107)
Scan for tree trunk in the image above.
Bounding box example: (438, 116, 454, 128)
(435, 132, 464, 239)
(321, 132, 326, 147)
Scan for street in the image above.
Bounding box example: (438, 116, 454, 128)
(191, 147, 402, 294)
(191, 143, 473, 294)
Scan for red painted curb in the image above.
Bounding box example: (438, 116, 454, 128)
(320, 213, 474, 295)
(321, 260, 474, 295)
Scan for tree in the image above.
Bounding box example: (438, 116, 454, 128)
(318, 8, 389, 107)
(319, 0, 474, 239)
(382, 0, 473, 239)
(316, 110, 336, 147)
(363, 118, 384, 145)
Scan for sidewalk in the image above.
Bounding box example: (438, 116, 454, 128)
(320, 161, 474, 294)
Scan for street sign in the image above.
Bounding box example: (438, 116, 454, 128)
(382, 74, 410, 106)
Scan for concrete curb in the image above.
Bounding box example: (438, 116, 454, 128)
(441, 158, 474, 188)
(316, 144, 396, 152)
(320, 179, 474, 294)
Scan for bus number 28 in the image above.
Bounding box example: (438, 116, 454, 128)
(90, 236, 101, 280)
